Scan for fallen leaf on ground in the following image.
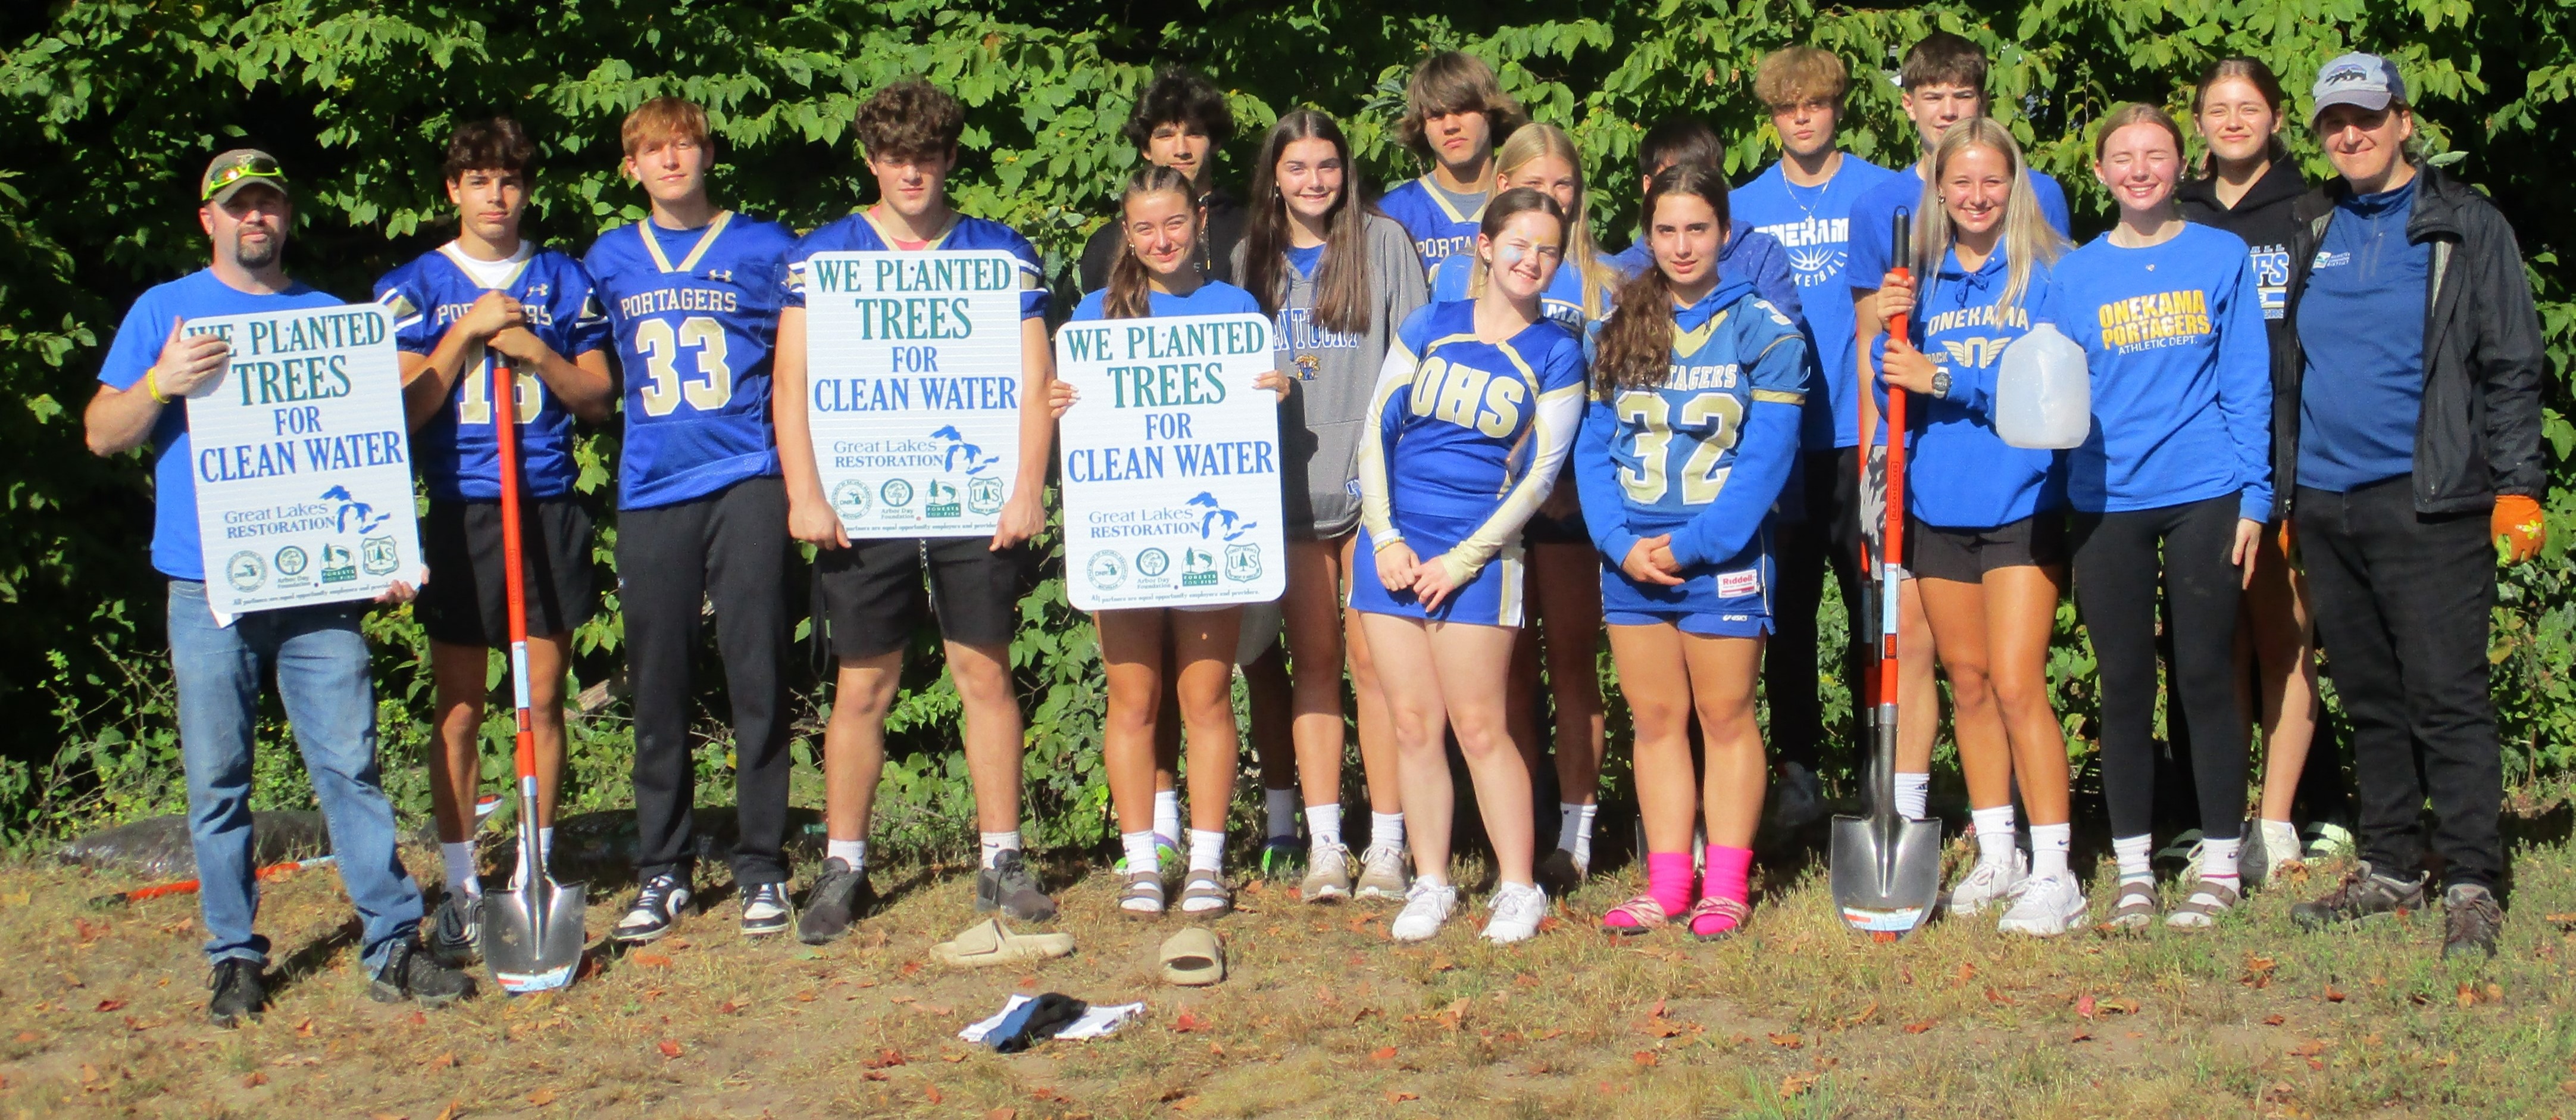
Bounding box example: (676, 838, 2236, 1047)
(2075, 994, 2096, 1019)
(1386, 1090, 1418, 1103)
(1370, 1046, 1397, 1061)
(942, 1053, 965, 1063)
(1952, 962, 1977, 984)
(93, 999, 126, 1012)
(717, 999, 742, 1015)
(423, 1052, 456, 1068)
(2262, 1014, 2286, 1026)
(862, 1071, 889, 1082)
(2458, 983, 2478, 1008)
(926, 1085, 942, 1104)
(1173, 1012, 1206, 1033)
(12, 1031, 36, 1043)
(1842, 1000, 1878, 1027)
(795, 989, 817, 1002)
(864, 1048, 906, 1069)
(242, 1072, 268, 1088)
(2071, 1027, 2093, 1042)
(657, 1040, 683, 1059)
(527, 1087, 557, 1106)
(2324, 984, 2346, 1003)
(1984, 987, 2016, 1006)
(986, 1109, 1018, 1120)
(1903, 1019, 1934, 1034)
(1781, 1071, 1820, 1099)
(433, 1103, 460, 1120)
(632, 953, 674, 969)
(295, 1018, 315, 1037)
(1767, 1032, 1803, 1049)
(2290, 1040, 2327, 1057)
(1632, 1050, 1659, 1066)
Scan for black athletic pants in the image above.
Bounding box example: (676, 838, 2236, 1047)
(2294, 476, 2502, 889)
(2072, 495, 2247, 843)
(619, 476, 798, 887)
(1768, 447, 1872, 772)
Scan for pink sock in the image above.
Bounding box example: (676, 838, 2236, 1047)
(1694, 845, 1755, 936)
(1606, 851, 1696, 928)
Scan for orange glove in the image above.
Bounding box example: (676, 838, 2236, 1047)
(2493, 494, 2545, 564)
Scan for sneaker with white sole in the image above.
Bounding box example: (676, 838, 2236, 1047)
(1481, 881, 1548, 944)
(612, 873, 693, 944)
(429, 890, 480, 966)
(1355, 844, 1410, 901)
(739, 881, 793, 936)
(1995, 871, 2087, 936)
(1389, 879, 1458, 942)
(2242, 819, 2306, 887)
(2302, 821, 2356, 861)
(1299, 844, 1353, 903)
(1946, 850, 2028, 918)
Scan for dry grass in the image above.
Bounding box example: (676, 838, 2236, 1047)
(4, 812, 2575, 1119)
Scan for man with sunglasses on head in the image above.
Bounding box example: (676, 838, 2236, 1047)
(84, 151, 477, 1028)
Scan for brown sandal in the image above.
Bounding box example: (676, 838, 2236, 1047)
(1177, 869, 1231, 918)
(2165, 879, 2239, 929)
(1119, 871, 1165, 918)
(2101, 880, 2157, 931)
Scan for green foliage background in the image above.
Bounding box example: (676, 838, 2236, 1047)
(3, 0, 2571, 854)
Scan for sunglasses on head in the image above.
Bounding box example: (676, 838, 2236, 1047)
(203, 157, 285, 200)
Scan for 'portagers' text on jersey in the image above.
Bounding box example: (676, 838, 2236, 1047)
(376, 243, 610, 501)
(584, 211, 797, 510)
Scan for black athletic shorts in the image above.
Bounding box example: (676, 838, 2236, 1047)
(417, 498, 599, 647)
(1906, 511, 2068, 583)
(1521, 461, 1589, 545)
(815, 536, 1034, 659)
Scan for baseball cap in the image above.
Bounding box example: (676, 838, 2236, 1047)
(201, 149, 290, 205)
(2310, 53, 2409, 124)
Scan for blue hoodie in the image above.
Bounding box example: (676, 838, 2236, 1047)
(1574, 279, 1809, 567)
(1870, 246, 2063, 529)
(2040, 223, 2272, 520)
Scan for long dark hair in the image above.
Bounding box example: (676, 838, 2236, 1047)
(1102, 165, 1199, 320)
(2192, 55, 2291, 170)
(1243, 109, 1374, 335)
(1593, 163, 1730, 395)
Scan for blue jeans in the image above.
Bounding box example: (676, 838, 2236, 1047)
(168, 579, 421, 972)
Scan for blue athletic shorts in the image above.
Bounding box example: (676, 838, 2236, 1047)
(1348, 514, 1525, 628)
(1598, 526, 1774, 638)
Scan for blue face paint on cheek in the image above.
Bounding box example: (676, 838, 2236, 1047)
(1499, 245, 1526, 266)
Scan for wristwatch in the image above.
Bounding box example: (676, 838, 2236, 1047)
(1929, 367, 1952, 400)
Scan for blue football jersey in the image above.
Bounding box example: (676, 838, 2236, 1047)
(584, 211, 797, 510)
(377, 244, 610, 501)
(779, 210, 1047, 320)
(1378, 177, 1483, 280)
(1356, 300, 1587, 580)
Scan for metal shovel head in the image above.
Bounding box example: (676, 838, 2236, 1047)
(1828, 812, 1943, 937)
(481, 876, 587, 994)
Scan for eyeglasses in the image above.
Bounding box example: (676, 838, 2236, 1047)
(203, 155, 285, 200)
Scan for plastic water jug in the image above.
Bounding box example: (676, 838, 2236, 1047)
(1994, 323, 2089, 449)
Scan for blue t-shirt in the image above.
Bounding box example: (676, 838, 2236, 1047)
(2295, 179, 2430, 493)
(1283, 244, 1325, 277)
(97, 270, 347, 581)
(1573, 280, 1809, 567)
(1871, 247, 2062, 528)
(375, 244, 611, 502)
(1426, 252, 1613, 330)
(583, 211, 798, 510)
(1069, 280, 1262, 322)
(779, 210, 1048, 322)
(1731, 155, 1903, 448)
(1378, 176, 1483, 280)
(1370, 300, 1587, 528)
(2040, 223, 2272, 520)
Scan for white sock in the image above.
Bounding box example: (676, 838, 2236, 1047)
(1370, 812, 1405, 853)
(978, 830, 1022, 870)
(2029, 823, 2072, 879)
(1556, 802, 1598, 866)
(1895, 772, 1931, 819)
(1121, 830, 1159, 876)
(1188, 828, 1226, 873)
(2198, 833, 2242, 884)
(2113, 834, 2154, 884)
(1152, 790, 1182, 844)
(1265, 787, 1299, 841)
(1969, 805, 2017, 867)
(827, 838, 867, 872)
(441, 841, 479, 899)
(1307, 802, 1343, 850)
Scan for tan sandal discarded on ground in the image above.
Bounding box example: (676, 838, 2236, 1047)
(1159, 926, 1224, 986)
(931, 918, 1074, 969)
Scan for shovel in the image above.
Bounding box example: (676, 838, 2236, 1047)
(1830, 208, 1943, 938)
(479, 356, 588, 993)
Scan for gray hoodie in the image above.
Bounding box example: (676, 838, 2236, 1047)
(1234, 213, 1429, 538)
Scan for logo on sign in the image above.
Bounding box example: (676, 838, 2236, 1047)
(1183, 548, 1217, 587)
(274, 546, 310, 576)
(323, 485, 390, 534)
(1087, 551, 1126, 590)
(967, 476, 1005, 515)
(1137, 548, 1170, 579)
(1225, 544, 1262, 582)
(226, 551, 266, 592)
(833, 479, 871, 517)
(925, 479, 961, 519)
(932, 425, 1001, 476)
(880, 478, 915, 508)
(1188, 492, 1257, 541)
(320, 543, 357, 584)
(361, 536, 399, 576)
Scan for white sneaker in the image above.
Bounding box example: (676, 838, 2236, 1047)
(2303, 821, 2355, 860)
(1995, 871, 2087, 936)
(1299, 844, 1353, 903)
(1481, 881, 1548, 944)
(1945, 850, 2027, 917)
(2242, 819, 2306, 887)
(1355, 844, 1411, 901)
(1389, 879, 1458, 942)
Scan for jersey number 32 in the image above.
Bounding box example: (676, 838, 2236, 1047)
(1616, 390, 1743, 505)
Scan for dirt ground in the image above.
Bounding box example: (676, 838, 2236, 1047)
(4, 800, 2575, 1119)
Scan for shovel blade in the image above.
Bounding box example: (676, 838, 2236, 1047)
(481, 877, 587, 993)
(1828, 813, 1944, 937)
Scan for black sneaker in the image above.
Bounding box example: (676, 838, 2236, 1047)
(2441, 884, 2502, 960)
(796, 859, 871, 945)
(1535, 847, 1589, 897)
(370, 937, 477, 1007)
(2290, 860, 2426, 931)
(739, 881, 793, 937)
(429, 890, 480, 966)
(974, 849, 1056, 922)
(612, 873, 693, 944)
(207, 958, 266, 1027)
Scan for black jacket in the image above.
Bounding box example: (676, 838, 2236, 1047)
(2274, 165, 2546, 518)
(1073, 186, 1247, 295)
(2177, 157, 2308, 351)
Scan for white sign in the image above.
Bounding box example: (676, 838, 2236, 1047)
(1054, 312, 1286, 611)
(183, 304, 425, 623)
(802, 250, 1028, 537)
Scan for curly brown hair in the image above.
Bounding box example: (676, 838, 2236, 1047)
(855, 79, 965, 163)
(1395, 51, 1527, 162)
(443, 116, 536, 182)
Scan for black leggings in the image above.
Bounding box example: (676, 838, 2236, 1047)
(2072, 496, 2246, 843)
